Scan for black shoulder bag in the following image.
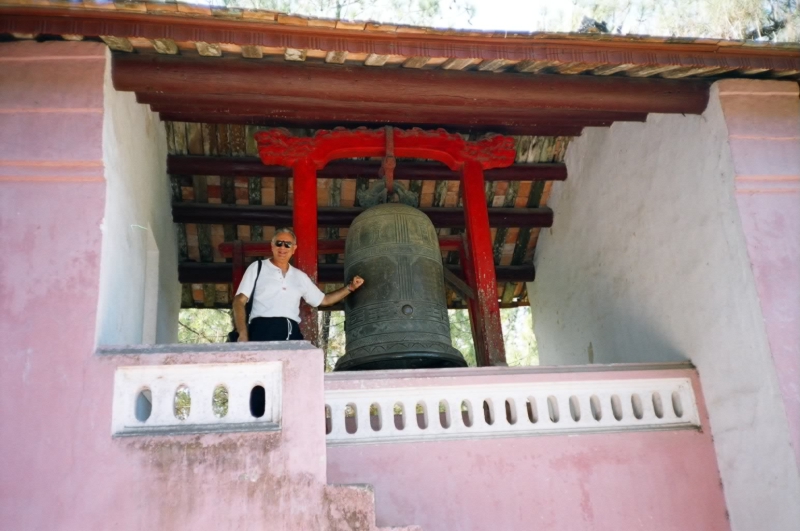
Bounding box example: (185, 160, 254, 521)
(227, 259, 262, 343)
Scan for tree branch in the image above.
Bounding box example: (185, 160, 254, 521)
(179, 320, 218, 343)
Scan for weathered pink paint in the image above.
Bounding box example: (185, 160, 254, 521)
(326, 365, 730, 531)
(0, 39, 761, 531)
(0, 41, 413, 531)
(718, 79, 800, 466)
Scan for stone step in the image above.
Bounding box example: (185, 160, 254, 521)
(325, 484, 421, 531)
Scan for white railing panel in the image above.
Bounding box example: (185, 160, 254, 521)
(112, 362, 282, 437)
(325, 377, 700, 446)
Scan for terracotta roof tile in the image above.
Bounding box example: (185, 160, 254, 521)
(241, 9, 278, 21)
(1, 1, 797, 80)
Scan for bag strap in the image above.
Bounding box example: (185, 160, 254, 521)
(243, 259, 262, 323)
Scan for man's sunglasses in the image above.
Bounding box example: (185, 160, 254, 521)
(273, 240, 294, 248)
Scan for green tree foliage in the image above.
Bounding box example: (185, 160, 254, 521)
(321, 310, 347, 371)
(225, 0, 476, 26)
(178, 308, 233, 344)
(575, 0, 799, 41)
(501, 306, 539, 367)
(449, 309, 477, 366)
(449, 307, 540, 367)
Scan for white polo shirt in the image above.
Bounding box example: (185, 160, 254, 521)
(236, 259, 325, 323)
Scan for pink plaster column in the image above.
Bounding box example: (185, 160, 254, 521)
(718, 79, 800, 467)
(0, 41, 109, 528)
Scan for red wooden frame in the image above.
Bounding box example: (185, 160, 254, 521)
(256, 127, 516, 172)
(255, 127, 515, 364)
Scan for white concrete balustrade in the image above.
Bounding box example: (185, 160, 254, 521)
(325, 377, 700, 446)
(111, 362, 282, 437)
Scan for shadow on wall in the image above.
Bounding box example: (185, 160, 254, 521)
(534, 292, 690, 366)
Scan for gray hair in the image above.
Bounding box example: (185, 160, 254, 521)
(272, 227, 297, 244)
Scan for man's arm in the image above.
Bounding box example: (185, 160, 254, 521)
(320, 276, 364, 307)
(232, 293, 249, 342)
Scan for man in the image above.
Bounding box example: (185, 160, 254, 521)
(232, 228, 364, 342)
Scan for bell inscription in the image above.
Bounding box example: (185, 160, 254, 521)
(334, 203, 467, 371)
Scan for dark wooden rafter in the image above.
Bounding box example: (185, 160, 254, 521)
(140, 92, 647, 133)
(114, 51, 709, 134)
(218, 236, 465, 257)
(112, 53, 710, 116)
(4, 8, 798, 74)
(179, 263, 534, 284)
(168, 155, 568, 181)
(173, 203, 553, 228)
(158, 113, 585, 136)
(142, 93, 650, 123)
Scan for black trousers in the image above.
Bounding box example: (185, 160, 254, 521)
(249, 317, 303, 341)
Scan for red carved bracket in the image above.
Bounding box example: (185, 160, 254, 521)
(256, 127, 516, 171)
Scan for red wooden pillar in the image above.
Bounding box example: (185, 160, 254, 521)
(292, 158, 319, 345)
(461, 159, 506, 366)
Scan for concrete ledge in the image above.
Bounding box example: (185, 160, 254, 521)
(96, 339, 316, 356)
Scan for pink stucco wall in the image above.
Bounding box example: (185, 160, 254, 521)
(0, 39, 749, 531)
(718, 79, 800, 467)
(0, 41, 412, 531)
(326, 365, 729, 531)
(0, 41, 109, 527)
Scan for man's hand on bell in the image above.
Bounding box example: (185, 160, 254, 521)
(349, 276, 365, 292)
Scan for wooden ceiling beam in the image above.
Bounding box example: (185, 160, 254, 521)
(163, 112, 587, 136)
(168, 156, 568, 182)
(178, 263, 535, 284)
(172, 204, 554, 228)
(152, 105, 620, 129)
(140, 92, 648, 126)
(113, 53, 710, 115)
(218, 236, 465, 257)
(153, 105, 615, 129)
(157, 112, 585, 137)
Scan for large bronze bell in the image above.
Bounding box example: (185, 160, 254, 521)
(334, 203, 467, 371)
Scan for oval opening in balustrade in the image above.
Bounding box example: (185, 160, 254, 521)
(589, 395, 602, 421)
(547, 396, 560, 423)
(526, 397, 538, 423)
(416, 401, 428, 430)
(610, 395, 623, 421)
(394, 402, 405, 430)
(250, 385, 266, 418)
(370, 403, 382, 431)
(439, 400, 451, 429)
(631, 393, 644, 420)
(174, 385, 191, 420)
(672, 391, 684, 418)
(461, 400, 473, 427)
(569, 396, 581, 422)
(325, 405, 332, 435)
(652, 392, 664, 419)
(483, 399, 494, 425)
(135, 388, 152, 422)
(212, 385, 229, 418)
(505, 399, 517, 425)
(345, 403, 358, 434)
